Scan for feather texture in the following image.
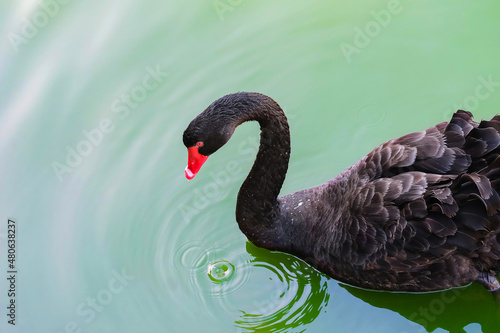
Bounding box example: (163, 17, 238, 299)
(291, 110, 500, 291)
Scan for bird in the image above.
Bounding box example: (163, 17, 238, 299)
(182, 91, 500, 293)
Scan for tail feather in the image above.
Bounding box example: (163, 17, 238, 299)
(444, 110, 475, 148)
(452, 112, 500, 272)
(464, 127, 500, 158)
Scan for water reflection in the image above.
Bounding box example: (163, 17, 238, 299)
(341, 282, 500, 333)
(235, 242, 330, 332)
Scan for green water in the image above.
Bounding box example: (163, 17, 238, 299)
(1, 0, 500, 332)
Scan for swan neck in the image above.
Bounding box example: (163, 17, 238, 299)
(236, 100, 290, 240)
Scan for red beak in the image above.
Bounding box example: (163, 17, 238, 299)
(185, 146, 209, 180)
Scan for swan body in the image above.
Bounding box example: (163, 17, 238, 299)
(183, 92, 500, 292)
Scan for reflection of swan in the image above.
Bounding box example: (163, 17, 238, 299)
(235, 242, 329, 332)
(183, 92, 500, 293)
(341, 283, 500, 332)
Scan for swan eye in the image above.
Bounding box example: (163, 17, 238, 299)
(196, 141, 204, 147)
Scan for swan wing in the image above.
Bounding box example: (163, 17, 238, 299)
(342, 111, 500, 273)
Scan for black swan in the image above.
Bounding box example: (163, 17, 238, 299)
(183, 92, 500, 293)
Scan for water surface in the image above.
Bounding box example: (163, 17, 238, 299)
(1, 1, 500, 332)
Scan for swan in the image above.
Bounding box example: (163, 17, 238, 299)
(183, 92, 500, 292)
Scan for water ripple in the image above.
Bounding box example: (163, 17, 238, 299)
(164, 214, 330, 332)
(208, 260, 235, 283)
(235, 243, 330, 333)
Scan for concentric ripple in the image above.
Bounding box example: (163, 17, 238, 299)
(208, 260, 235, 283)
(235, 243, 330, 332)
(159, 196, 330, 331)
(354, 101, 388, 128)
(162, 210, 254, 321)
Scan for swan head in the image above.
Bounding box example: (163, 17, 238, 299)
(183, 94, 244, 179)
(183, 92, 274, 180)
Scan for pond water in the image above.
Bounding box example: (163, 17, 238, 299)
(1, 0, 500, 332)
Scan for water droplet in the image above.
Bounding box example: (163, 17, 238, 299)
(207, 260, 235, 283)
